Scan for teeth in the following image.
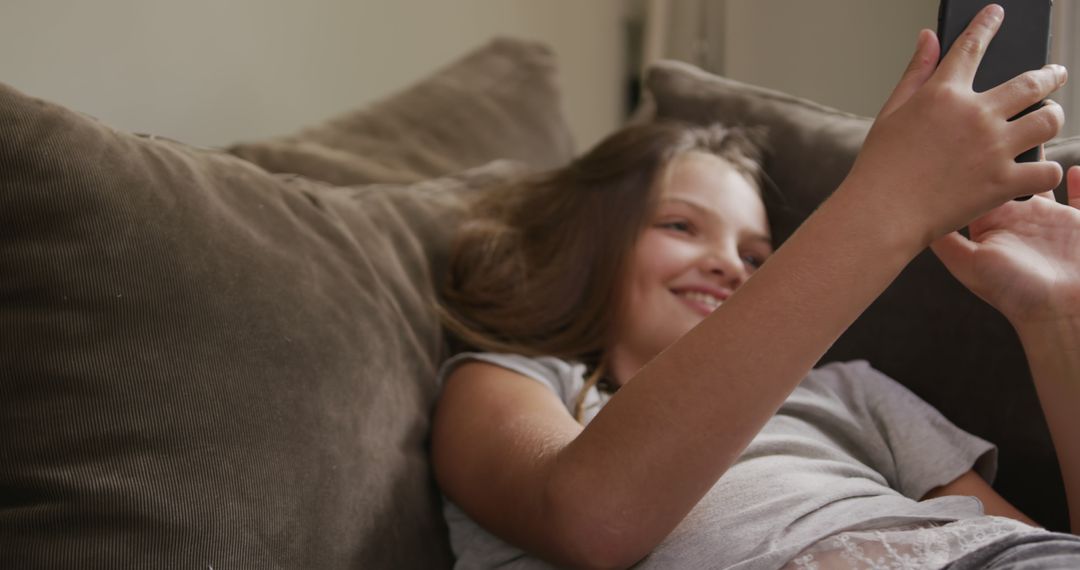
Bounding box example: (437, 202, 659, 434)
(677, 291, 722, 309)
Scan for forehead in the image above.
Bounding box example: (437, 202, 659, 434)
(657, 152, 767, 229)
(660, 152, 755, 196)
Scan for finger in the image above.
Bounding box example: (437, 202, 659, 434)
(1032, 142, 1059, 202)
(1006, 100, 1064, 157)
(879, 29, 940, 117)
(937, 4, 1004, 84)
(931, 231, 977, 283)
(1068, 165, 1080, 209)
(987, 65, 1068, 118)
(1008, 160, 1064, 199)
(1034, 186, 1056, 202)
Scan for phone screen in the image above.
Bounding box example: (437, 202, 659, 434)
(938, 0, 1053, 171)
(938, 0, 1052, 94)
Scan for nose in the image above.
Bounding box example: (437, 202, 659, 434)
(703, 245, 749, 288)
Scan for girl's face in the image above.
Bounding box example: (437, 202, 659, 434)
(607, 152, 772, 384)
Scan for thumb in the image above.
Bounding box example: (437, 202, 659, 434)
(1067, 165, 1080, 210)
(931, 231, 977, 283)
(879, 29, 940, 118)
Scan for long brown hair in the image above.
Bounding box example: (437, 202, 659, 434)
(437, 121, 766, 420)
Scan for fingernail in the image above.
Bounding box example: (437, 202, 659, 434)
(1047, 64, 1068, 83)
(987, 4, 1004, 22)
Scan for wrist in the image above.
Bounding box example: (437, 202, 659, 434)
(1014, 316, 1080, 360)
(829, 176, 931, 259)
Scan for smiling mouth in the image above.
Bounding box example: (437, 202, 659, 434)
(673, 290, 724, 314)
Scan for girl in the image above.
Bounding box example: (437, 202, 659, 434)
(433, 6, 1080, 569)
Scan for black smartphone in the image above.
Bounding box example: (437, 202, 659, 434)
(938, 0, 1053, 168)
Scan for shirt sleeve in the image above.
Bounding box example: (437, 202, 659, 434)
(827, 361, 998, 501)
(434, 351, 585, 409)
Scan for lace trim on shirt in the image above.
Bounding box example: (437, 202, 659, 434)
(782, 516, 1045, 570)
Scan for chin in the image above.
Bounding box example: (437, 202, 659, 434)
(662, 325, 696, 349)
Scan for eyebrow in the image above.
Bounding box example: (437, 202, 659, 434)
(660, 197, 773, 247)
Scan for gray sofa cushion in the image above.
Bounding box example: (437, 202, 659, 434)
(0, 75, 534, 568)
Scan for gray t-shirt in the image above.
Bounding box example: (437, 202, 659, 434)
(435, 353, 998, 569)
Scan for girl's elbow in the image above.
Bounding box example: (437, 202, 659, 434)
(548, 526, 646, 570)
(542, 474, 655, 569)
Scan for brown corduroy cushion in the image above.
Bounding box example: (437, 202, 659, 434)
(0, 81, 532, 568)
(226, 37, 575, 186)
(643, 59, 1077, 531)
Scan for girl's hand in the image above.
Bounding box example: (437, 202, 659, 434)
(932, 166, 1080, 328)
(841, 4, 1067, 248)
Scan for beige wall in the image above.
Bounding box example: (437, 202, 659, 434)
(721, 0, 939, 118)
(656, 0, 1078, 136)
(647, 0, 937, 118)
(0, 0, 626, 149)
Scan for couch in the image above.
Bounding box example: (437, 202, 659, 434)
(1, 37, 1073, 569)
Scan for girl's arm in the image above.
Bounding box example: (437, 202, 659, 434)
(434, 6, 1067, 568)
(922, 470, 1040, 527)
(932, 167, 1080, 535)
(1014, 319, 1080, 533)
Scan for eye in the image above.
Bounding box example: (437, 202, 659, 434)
(658, 220, 694, 234)
(742, 253, 767, 269)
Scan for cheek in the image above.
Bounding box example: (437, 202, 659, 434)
(626, 235, 692, 298)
